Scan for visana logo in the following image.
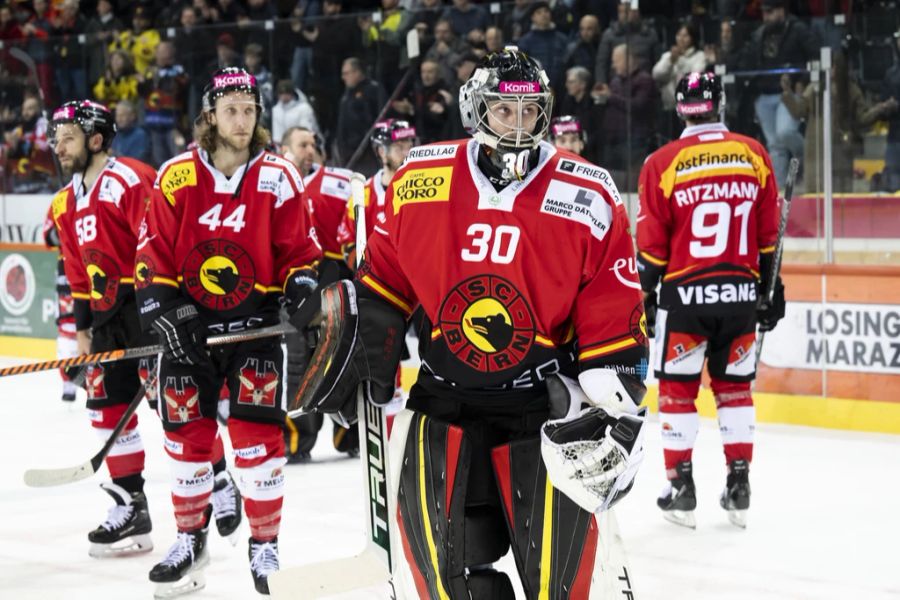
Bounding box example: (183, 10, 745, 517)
(677, 282, 756, 305)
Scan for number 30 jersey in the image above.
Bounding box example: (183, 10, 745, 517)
(359, 139, 647, 395)
(636, 122, 779, 312)
(135, 148, 322, 330)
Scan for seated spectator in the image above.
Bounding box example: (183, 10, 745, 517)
(593, 1, 659, 86)
(139, 40, 188, 167)
(110, 99, 150, 163)
(243, 43, 274, 121)
(412, 0, 445, 55)
(485, 26, 505, 54)
(426, 18, 471, 88)
(652, 23, 708, 112)
(21, 0, 55, 106)
(564, 14, 601, 73)
(51, 0, 88, 102)
(782, 53, 896, 193)
(500, 0, 533, 43)
(335, 58, 387, 173)
(413, 59, 453, 144)
(517, 2, 570, 90)
(85, 0, 124, 88)
(593, 43, 657, 190)
(739, 0, 819, 188)
(557, 66, 598, 162)
(881, 37, 900, 192)
(93, 49, 140, 110)
(206, 32, 241, 79)
(108, 5, 160, 76)
(442, 0, 490, 39)
(361, 0, 414, 92)
(442, 51, 479, 140)
(271, 79, 320, 148)
(2, 92, 55, 193)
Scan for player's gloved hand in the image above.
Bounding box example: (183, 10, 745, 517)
(151, 303, 209, 366)
(63, 364, 86, 388)
(283, 267, 318, 316)
(757, 276, 785, 332)
(541, 391, 648, 513)
(643, 291, 657, 338)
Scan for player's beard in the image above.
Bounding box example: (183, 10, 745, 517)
(217, 128, 253, 154)
(59, 147, 89, 179)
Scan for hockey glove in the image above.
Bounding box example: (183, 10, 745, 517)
(151, 303, 209, 366)
(757, 276, 785, 333)
(541, 402, 647, 513)
(283, 267, 318, 317)
(643, 291, 658, 338)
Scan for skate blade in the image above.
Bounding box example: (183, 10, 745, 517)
(662, 510, 696, 529)
(89, 534, 153, 558)
(153, 553, 210, 599)
(726, 509, 747, 529)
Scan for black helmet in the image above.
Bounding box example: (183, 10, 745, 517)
(370, 119, 418, 151)
(549, 115, 585, 142)
(202, 67, 261, 112)
(459, 46, 553, 151)
(675, 72, 724, 121)
(49, 100, 116, 151)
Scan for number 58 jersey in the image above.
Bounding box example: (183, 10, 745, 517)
(359, 139, 648, 394)
(135, 148, 322, 329)
(636, 123, 779, 312)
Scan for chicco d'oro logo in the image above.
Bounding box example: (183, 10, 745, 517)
(83, 248, 120, 311)
(182, 240, 255, 311)
(438, 275, 535, 373)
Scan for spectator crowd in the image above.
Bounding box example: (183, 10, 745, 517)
(1, 0, 899, 194)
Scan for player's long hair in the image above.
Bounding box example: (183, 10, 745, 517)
(194, 114, 271, 157)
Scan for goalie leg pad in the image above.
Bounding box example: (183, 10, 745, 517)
(491, 438, 604, 599)
(292, 280, 406, 426)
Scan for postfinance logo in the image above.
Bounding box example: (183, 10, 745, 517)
(160, 162, 197, 206)
(392, 166, 452, 214)
(659, 140, 769, 197)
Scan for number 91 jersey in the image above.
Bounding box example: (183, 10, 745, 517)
(636, 123, 779, 313)
(359, 139, 648, 393)
(135, 149, 322, 329)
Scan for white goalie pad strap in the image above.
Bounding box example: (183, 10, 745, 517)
(578, 368, 643, 415)
(540, 407, 647, 513)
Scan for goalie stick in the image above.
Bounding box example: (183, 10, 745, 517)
(269, 173, 397, 598)
(0, 323, 293, 380)
(22, 323, 294, 488)
(756, 157, 799, 364)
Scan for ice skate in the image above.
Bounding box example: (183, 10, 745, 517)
(211, 470, 242, 545)
(248, 536, 280, 595)
(657, 461, 697, 529)
(149, 517, 211, 599)
(88, 482, 153, 557)
(720, 459, 750, 528)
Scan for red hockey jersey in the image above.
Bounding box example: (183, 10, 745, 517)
(359, 139, 647, 393)
(304, 164, 352, 260)
(51, 156, 156, 329)
(135, 149, 321, 329)
(636, 123, 778, 311)
(336, 169, 388, 255)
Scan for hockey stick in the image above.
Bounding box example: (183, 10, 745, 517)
(22, 323, 294, 488)
(344, 29, 420, 171)
(756, 157, 799, 364)
(8, 46, 64, 188)
(0, 323, 293, 379)
(269, 173, 397, 599)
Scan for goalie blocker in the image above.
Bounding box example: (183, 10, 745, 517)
(290, 279, 407, 425)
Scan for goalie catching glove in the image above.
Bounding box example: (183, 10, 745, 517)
(541, 371, 648, 513)
(289, 279, 406, 427)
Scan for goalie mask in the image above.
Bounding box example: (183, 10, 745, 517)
(460, 47, 553, 178)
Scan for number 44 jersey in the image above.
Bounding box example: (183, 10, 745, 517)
(636, 122, 779, 313)
(359, 139, 648, 395)
(135, 148, 322, 330)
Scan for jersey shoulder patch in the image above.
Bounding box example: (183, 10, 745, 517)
(323, 166, 353, 180)
(51, 186, 71, 224)
(106, 158, 142, 187)
(320, 173, 352, 200)
(157, 154, 198, 206)
(262, 152, 305, 194)
(554, 156, 623, 207)
(403, 141, 463, 165)
(539, 178, 613, 242)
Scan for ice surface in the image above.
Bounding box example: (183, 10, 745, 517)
(1, 362, 898, 599)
